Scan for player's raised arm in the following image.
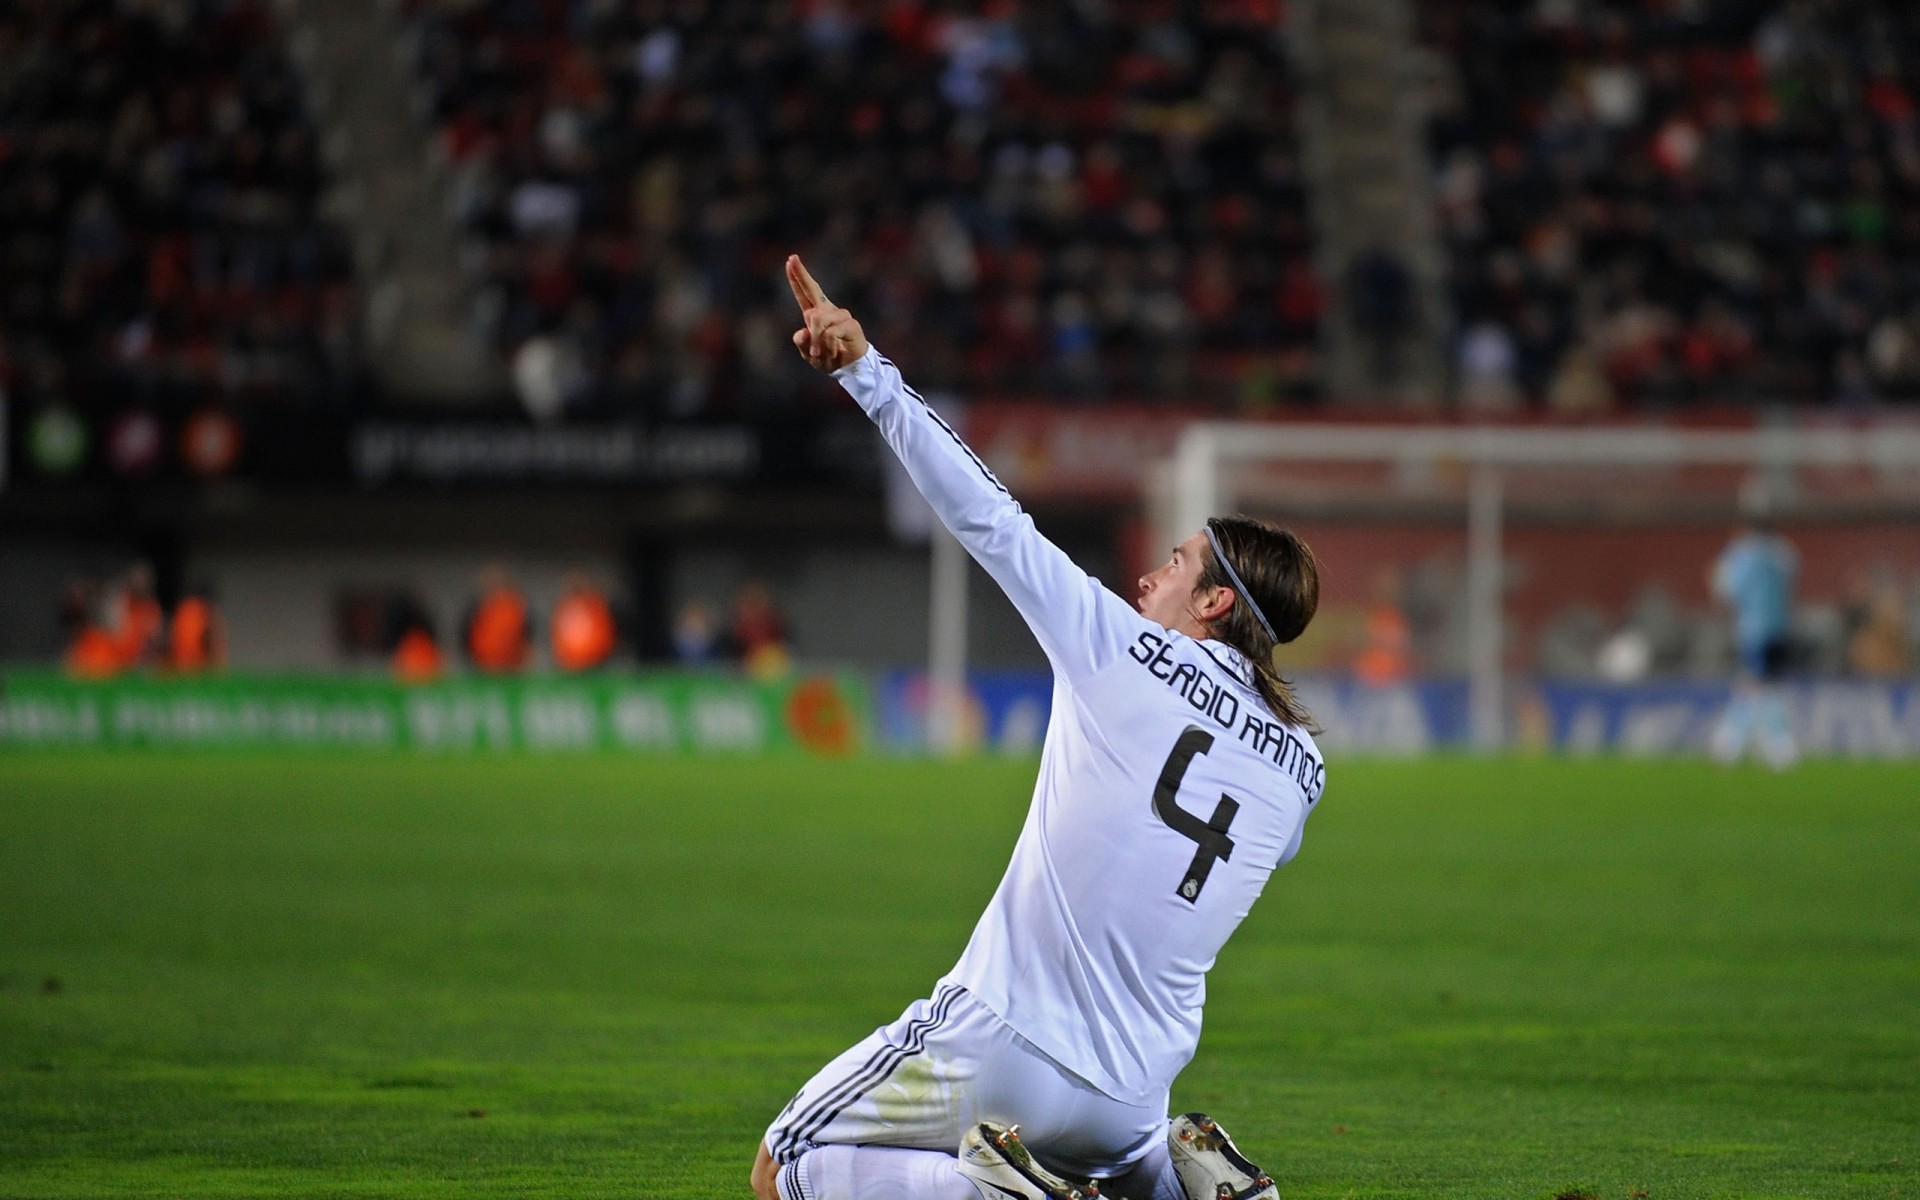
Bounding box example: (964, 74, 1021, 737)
(785, 254, 1134, 679)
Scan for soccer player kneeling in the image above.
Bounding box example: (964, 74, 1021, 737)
(751, 256, 1326, 1200)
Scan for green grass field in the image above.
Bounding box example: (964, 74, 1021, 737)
(0, 752, 1914, 1200)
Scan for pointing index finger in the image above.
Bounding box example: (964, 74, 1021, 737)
(786, 254, 829, 311)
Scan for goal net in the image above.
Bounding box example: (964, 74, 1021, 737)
(1150, 421, 1920, 754)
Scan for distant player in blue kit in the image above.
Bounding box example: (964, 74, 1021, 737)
(1709, 515, 1799, 769)
(749, 256, 1327, 1200)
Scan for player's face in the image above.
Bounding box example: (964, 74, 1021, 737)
(1136, 531, 1212, 635)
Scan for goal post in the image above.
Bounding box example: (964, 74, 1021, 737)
(1155, 422, 1920, 751)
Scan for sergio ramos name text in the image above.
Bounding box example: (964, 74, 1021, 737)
(1128, 631, 1327, 804)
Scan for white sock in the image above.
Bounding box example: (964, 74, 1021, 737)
(779, 1145, 982, 1200)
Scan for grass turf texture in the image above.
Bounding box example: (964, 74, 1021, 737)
(0, 754, 1914, 1200)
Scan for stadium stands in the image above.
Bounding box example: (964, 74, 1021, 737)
(15, 0, 1920, 429)
(1421, 0, 1920, 412)
(5, 0, 1919, 682)
(405, 0, 1319, 412)
(0, 0, 363, 420)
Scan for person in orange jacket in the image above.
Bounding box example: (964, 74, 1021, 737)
(1352, 565, 1413, 686)
(65, 563, 164, 676)
(60, 574, 121, 678)
(168, 584, 227, 673)
(462, 565, 532, 673)
(65, 628, 123, 677)
(388, 593, 446, 683)
(551, 571, 618, 672)
(392, 624, 446, 682)
(109, 561, 165, 669)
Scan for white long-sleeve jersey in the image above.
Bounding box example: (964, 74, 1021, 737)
(835, 348, 1327, 1106)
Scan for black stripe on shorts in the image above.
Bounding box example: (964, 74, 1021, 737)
(770, 984, 965, 1162)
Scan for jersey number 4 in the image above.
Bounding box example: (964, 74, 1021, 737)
(1153, 726, 1240, 904)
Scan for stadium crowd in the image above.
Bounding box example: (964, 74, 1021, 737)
(0, 0, 363, 423)
(1423, 0, 1920, 412)
(407, 0, 1320, 414)
(19, 0, 1920, 422)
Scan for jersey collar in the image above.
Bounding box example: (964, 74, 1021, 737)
(1195, 638, 1256, 687)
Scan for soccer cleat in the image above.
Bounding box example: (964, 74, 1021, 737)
(1167, 1113, 1279, 1200)
(958, 1122, 1099, 1200)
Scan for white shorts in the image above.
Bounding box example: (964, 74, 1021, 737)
(764, 984, 1171, 1180)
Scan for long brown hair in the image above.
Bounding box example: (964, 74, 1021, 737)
(1197, 515, 1321, 732)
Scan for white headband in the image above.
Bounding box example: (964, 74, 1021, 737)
(1204, 522, 1279, 644)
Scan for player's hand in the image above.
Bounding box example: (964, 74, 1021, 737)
(786, 254, 869, 373)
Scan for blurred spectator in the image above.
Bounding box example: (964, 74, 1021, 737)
(1545, 347, 1613, 418)
(64, 625, 125, 678)
(1846, 578, 1910, 676)
(462, 564, 531, 673)
(60, 573, 122, 678)
(1352, 565, 1414, 685)
(0, 0, 364, 427)
(408, 0, 1316, 409)
(1536, 601, 1607, 677)
(551, 571, 618, 671)
(1624, 584, 1693, 675)
(167, 583, 227, 673)
(1584, 583, 1705, 682)
(1595, 624, 1652, 683)
(57, 575, 99, 644)
(106, 561, 164, 669)
(391, 625, 446, 683)
(672, 599, 720, 665)
(378, 590, 444, 682)
(335, 588, 386, 663)
(1422, 0, 1920, 410)
(1457, 317, 1520, 412)
(726, 580, 790, 680)
(1348, 246, 1415, 393)
(510, 334, 589, 420)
